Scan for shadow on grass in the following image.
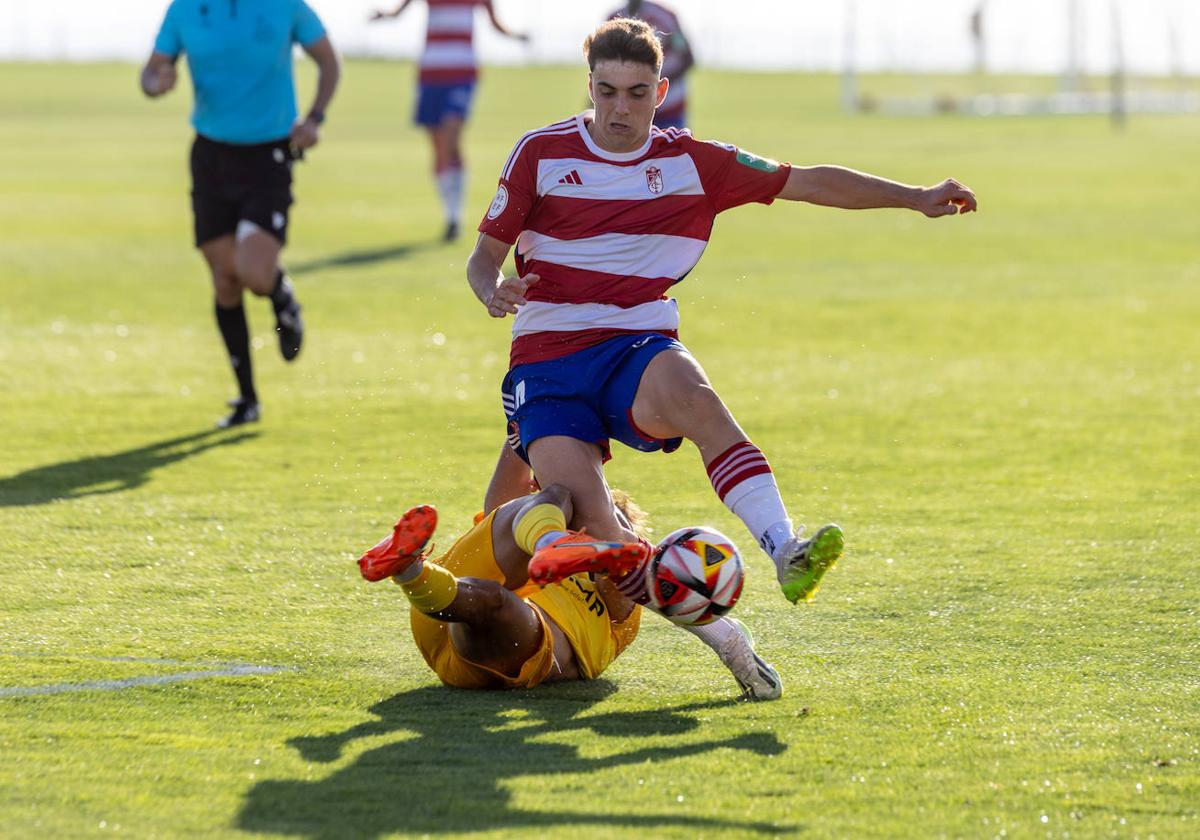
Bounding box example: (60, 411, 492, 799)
(238, 682, 795, 837)
(0, 428, 257, 507)
(288, 239, 440, 274)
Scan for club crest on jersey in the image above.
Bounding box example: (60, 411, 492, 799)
(645, 166, 664, 195)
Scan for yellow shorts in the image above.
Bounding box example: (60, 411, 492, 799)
(409, 511, 641, 689)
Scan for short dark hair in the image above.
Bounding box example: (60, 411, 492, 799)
(583, 18, 663, 74)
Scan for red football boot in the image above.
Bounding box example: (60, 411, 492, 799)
(357, 505, 438, 582)
(527, 531, 649, 586)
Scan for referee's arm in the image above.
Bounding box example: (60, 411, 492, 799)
(291, 36, 341, 150)
(140, 51, 178, 98)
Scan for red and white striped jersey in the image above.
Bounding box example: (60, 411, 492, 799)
(419, 0, 484, 85)
(479, 113, 791, 368)
(608, 1, 690, 121)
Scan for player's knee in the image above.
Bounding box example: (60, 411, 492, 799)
(211, 273, 242, 307)
(458, 577, 510, 618)
(676, 382, 725, 424)
(535, 483, 571, 511)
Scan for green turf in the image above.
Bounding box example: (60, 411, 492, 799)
(1, 60, 1198, 837)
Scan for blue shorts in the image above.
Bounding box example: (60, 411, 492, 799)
(501, 333, 685, 464)
(414, 82, 474, 127)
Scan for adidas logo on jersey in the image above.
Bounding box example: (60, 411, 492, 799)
(557, 170, 583, 186)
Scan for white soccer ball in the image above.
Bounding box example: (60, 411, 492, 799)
(647, 526, 745, 625)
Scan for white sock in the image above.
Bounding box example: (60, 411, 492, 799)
(435, 166, 465, 224)
(684, 616, 740, 653)
(726, 477, 794, 572)
(706, 441, 794, 569)
(393, 558, 424, 583)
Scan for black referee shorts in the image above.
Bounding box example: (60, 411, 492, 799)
(190, 134, 295, 247)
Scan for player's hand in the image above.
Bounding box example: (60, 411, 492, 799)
(290, 118, 320, 151)
(486, 273, 540, 318)
(369, 9, 389, 21)
(917, 179, 977, 217)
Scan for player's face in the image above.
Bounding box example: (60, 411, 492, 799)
(588, 60, 669, 153)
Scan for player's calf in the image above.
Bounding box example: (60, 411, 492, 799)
(444, 578, 544, 665)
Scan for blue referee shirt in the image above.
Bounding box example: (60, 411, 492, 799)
(154, 0, 326, 145)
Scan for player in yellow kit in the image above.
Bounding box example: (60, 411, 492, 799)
(359, 484, 648, 688)
(358, 483, 784, 698)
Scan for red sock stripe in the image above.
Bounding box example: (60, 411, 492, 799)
(614, 553, 651, 605)
(714, 464, 773, 501)
(706, 441, 756, 479)
(707, 441, 772, 502)
(709, 448, 766, 486)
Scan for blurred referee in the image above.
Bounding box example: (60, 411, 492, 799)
(141, 0, 341, 427)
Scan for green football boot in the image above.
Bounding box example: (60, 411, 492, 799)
(777, 524, 845, 604)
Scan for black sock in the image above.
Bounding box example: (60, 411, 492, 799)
(214, 302, 257, 403)
(269, 268, 294, 315)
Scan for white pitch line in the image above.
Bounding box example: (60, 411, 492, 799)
(1, 654, 292, 697)
(2, 652, 261, 667)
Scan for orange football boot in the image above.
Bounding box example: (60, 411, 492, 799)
(527, 531, 649, 586)
(358, 505, 438, 582)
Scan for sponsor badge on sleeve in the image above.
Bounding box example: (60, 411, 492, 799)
(487, 184, 509, 219)
(734, 149, 781, 173)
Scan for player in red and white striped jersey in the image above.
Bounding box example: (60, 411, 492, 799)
(371, 0, 528, 240)
(608, 1, 694, 129)
(467, 18, 977, 606)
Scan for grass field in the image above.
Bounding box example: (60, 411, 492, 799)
(1, 60, 1198, 837)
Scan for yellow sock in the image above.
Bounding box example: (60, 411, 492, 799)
(512, 503, 567, 555)
(395, 563, 458, 614)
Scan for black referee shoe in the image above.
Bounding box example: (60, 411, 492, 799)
(218, 398, 260, 429)
(275, 298, 304, 362)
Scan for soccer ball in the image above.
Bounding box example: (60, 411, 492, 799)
(647, 526, 745, 625)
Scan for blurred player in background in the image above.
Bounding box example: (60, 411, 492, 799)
(608, 0, 694, 129)
(370, 0, 529, 241)
(358, 484, 782, 699)
(467, 18, 977, 604)
(141, 0, 340, 428)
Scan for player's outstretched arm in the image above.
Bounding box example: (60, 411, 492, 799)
(483, 0, 531, 42)
(779, 166, 977, 218)
(369, 0, 414, 22)
(139, 51, 178, 98)
(467, 233, 540, 318)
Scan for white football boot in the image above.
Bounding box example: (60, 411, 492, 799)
(716, 618, 783, 701)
